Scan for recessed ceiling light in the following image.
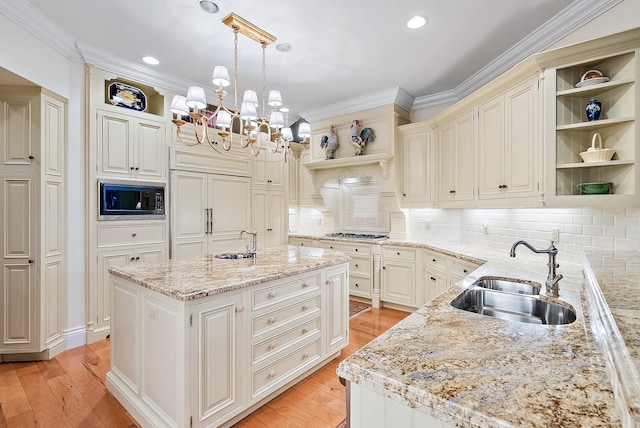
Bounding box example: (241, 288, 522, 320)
(276, 43, 293, 52)
(199, 0, 219, 14)
(407, 15, 427, 29)
(142, 56, 159, 65)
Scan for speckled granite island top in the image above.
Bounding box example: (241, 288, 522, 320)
(108, 245, 350, 301)
(337, 256, 620, 427)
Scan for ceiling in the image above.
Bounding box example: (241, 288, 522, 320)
(6, 0, 607, 121)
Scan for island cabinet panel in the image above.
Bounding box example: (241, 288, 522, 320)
(107, 255, 349, 428)
(190, 293, 244, 428)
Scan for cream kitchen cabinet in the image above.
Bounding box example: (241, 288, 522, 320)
(478, 77, 540, 202)
(253, 147, 286, 189)
(97, 108, 166, 181)
(252, 188, 286, 249)
(171, 170, 251, 258)
(324, 265, 349, 355)
(422, 250, 482, 305)
(93, 222, 167, 340)
(398, 122, 434, 207)
(288, 237, 318, 247)
(436, 110, 475, 204)
(321, 240, 373, 299)
(381, 246, 419, 308)
(0, 89, 66, 360)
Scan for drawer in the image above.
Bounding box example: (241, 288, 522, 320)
(424, 250, 447, 272)
(98, 222, 166, 247)
(382, 246, 416, 261)
(350, 276, 372, 296)
(252, 273, 321, 310)
(252, 295, 321, 337)
(349, 256, 372, 276)
(448, 259, 480, 280)
(251, 317, 320, 364)
(321, 241, 371, 256)
(289, 238, 314, 247)
(252, 339, 321, 397)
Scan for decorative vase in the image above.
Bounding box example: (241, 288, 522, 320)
(585, 99, 602, 121)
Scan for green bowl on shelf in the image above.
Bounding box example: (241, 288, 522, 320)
(577, 182, 613, 194)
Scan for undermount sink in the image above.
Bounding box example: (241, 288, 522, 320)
(214, 252, 255, 259)
(473, 276, 541, 295)
(451, 286, 576, 325)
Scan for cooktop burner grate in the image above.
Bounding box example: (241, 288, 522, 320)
(324, 232, 389, 240)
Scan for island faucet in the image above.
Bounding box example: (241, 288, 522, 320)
(510, 240, 563, 297)
(239, 229, 258, 256)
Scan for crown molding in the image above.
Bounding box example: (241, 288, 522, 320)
(411, 0, 621, 111)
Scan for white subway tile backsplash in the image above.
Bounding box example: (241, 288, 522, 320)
(583, 225, 604, 237)
(593, 236, 615, 249)
(573, 215, 594, 225)
(593, 215, 615, 227)
(603, 226, 627, 239)
(614, 238, 640, 251)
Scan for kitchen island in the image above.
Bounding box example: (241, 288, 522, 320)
(336, 243, 622, 427)
(106, 245, 350, 428)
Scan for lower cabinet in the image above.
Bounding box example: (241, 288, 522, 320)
(381, 246, 419, 307)
(320, 240, 373, 299)
(107, 263, 348, 428)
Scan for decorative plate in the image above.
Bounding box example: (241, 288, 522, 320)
(577, 182, 613, 194)
(108, 82, 147, 112)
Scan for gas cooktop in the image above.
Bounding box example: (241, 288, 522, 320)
(324, 232, 389, 241)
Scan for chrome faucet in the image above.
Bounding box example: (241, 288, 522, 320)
(239, 229, 258, 257)
(510, 240, 563, 297)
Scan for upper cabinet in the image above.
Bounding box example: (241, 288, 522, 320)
(478, 76, 541, 202)
(398, 122, 434, 207)
(97, 108, 167, 181)
(544, 47, 639, 206)
(436, 109, 475, 204)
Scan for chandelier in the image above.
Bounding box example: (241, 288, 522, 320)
(169, 13, 310, 162)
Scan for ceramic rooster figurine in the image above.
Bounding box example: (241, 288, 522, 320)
(349, 120, 375, 156)
(320, 125, 339, 159)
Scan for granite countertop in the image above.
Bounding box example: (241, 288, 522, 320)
(331, 237, 621, 427)
(108, 245, 350, 301)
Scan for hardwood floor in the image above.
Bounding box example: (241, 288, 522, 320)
(0, 307, 409, 428)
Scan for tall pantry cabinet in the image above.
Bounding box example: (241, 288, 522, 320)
(0, 86, 67, 360)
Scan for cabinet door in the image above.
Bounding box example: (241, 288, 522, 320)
(423, 268, 447, 305)
(402, 131, 431, 205)
(0, 95, 36, 167)
(504, 78, 538, 197)
(190, 293, 244, 427)
(97, 110, 133, 177)
(266, 190, 286, 248)
(478, 96, 505, 199)
(437, 123, 456, 201)
(208, 174, 251, 254)
(455, 111, 475, 201)
(381, 261, 416, 306)
(253, 148, 285, 188)
(171, 171, 207, 259)
(136, 246, 166, 263)
(136, 119, 166, 180)
(0, 176, 37, 352)
(325, 265, 348, 355)
(96, 249, 133, 333)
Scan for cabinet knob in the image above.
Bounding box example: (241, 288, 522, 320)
(463, 269, 468, 273)
(403, 193, 406, 197)
(300, 243, 304, 246)
(135, 256, 140, 261)
(268, 370, 276, 378)
(430, 277, 436, 281)
(268, 292, 276, 299)
(302, 353, 309, 360)
(302, 328, 309, 334)
(130, 167, 135, 170)
(268, 317, 276, 324)
(382, 266, 386, 270)
(354, 264, 358, 268)
(302, 282, 309, 288)
(449, 190, 456, 194)
(28, 155, 34, 160)
(132, 233, 137, 237)
(432, 258, 436, 262)
(396, 252, 400, 256)
(268, 342, 277, 350)
(130, 257, 135, 261)
(235, 305, 244, 313)
(302, 305, 309, 311)
(355, 283, 359, 287)
(355, 248, 358, 252)
(330, 246, 333, 249)
(28, 259, 34, 264)
(135, 167, 139, 171)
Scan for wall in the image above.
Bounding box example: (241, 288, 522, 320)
(406, 207, 640, 264)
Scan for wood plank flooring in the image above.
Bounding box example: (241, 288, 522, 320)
(0, 307, 409, 428)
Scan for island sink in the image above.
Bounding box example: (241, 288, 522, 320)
(451, 286, 576, 325)
(214, 251, 256, 259)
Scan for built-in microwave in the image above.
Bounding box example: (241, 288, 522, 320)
(98, 179, 165, 220)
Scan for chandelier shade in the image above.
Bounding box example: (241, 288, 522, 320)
(170, 95, 190, 117)
(211, 66, 231, 87)
(185, 86, 207, 109)
(243, 90, 259, 106)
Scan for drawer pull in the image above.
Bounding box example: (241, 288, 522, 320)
(302, 282, 309, 288)
(132, 233, 137, 237)
(302, 328, 309, 334)
(354, 264, 358, 268)
(355, 248, 358, 252)
(269, 370, 276, 378)
(463, 269, 468, 273)
(130, 257, 135, 261)
(430, 277, 436, 281)
(268, 342, 277, 350)
(302, 353, 309, 360)
(302, 305, 309, 311)
(432, 259, 436, 262)
(268, 317, 276, 324)
(235, 306, 244, 313)
(355, 283, 359, 287)
(330, 246, 333, 249)
(268, 292, 277, 299)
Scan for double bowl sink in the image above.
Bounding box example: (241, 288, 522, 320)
(451, 277, 576, 325)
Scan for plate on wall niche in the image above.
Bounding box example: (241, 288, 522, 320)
(108, 82, 147, 112)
